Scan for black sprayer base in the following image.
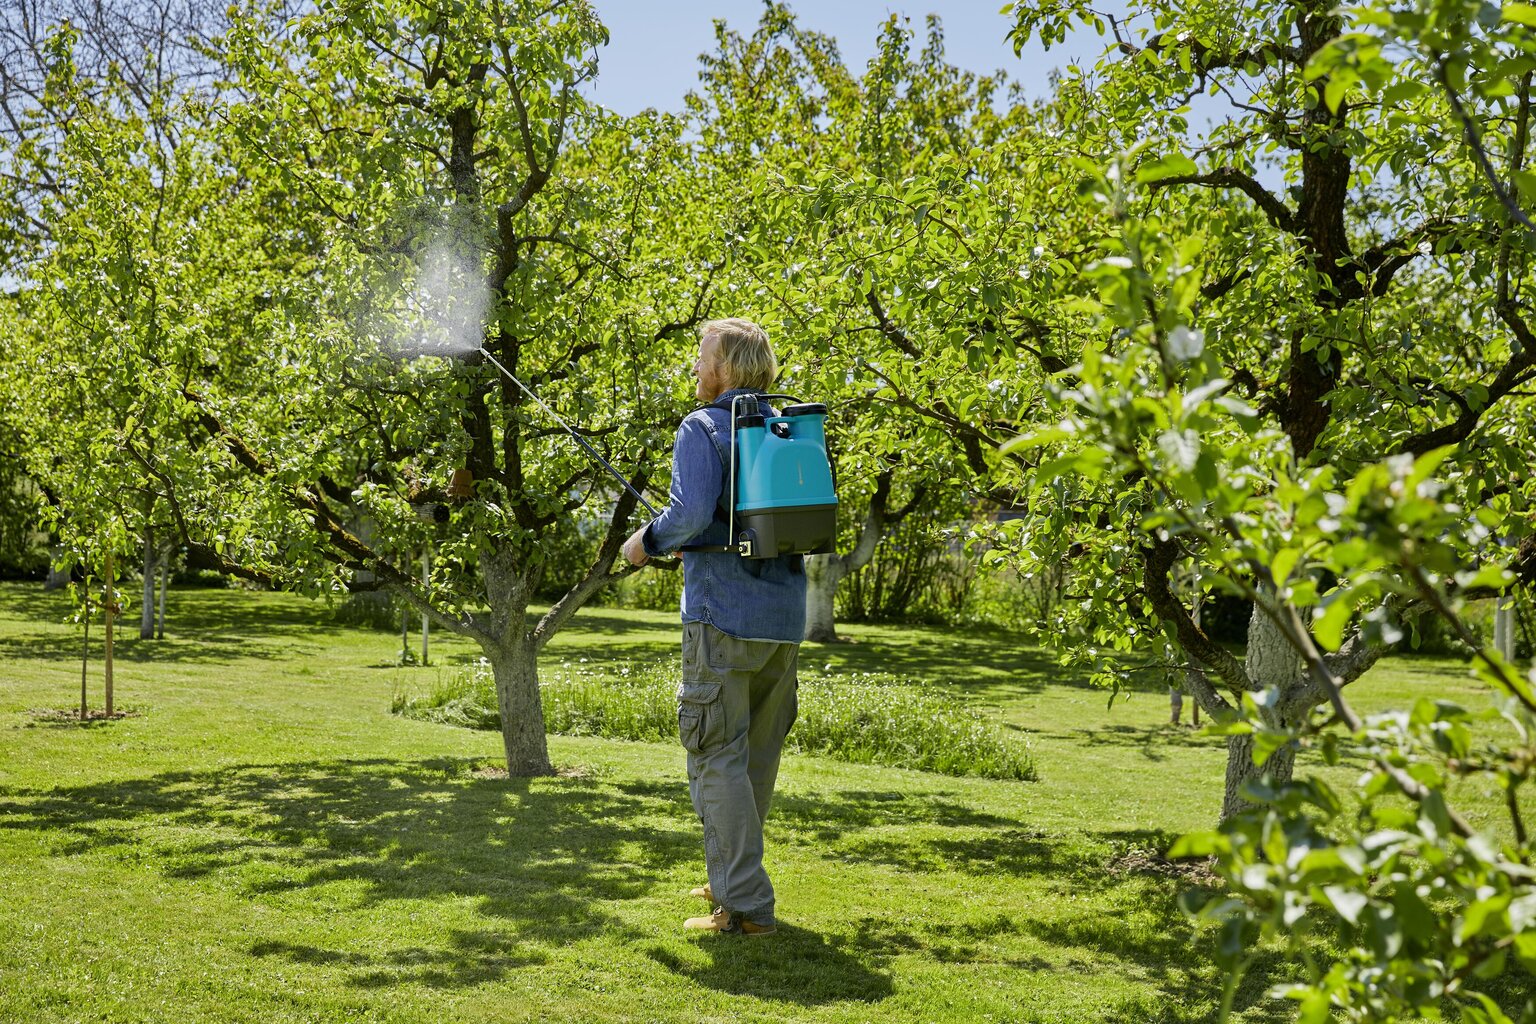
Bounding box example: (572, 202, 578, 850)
(736, 505, 837, 559)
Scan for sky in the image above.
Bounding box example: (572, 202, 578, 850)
(584, 1, 1118, 115)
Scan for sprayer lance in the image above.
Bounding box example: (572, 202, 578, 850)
(475, 348, 661, 518)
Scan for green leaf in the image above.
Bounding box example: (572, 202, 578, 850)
(1271, 547, 1300, 586)
(1169, 830, 1225, 858)
(1136, 153, 1197, 184)
(1513, 931, 1536, 972)
(1323, 884, 1367, 925)
(1324, 75, 1350, 113)
(1504, 3, 1536, 27)
(1515, 169, 1536, 207)
(1393, 884, 1437, 946)
(1455, 563, 1513, 591)
(1463, 992, 1517, 1024)
(1313, 593, 1355, 651)
(1461, 893, 1512, 941)
(1217, 914, 1251, 964)
(1297, 990, 1332, 1024)
(1253, 728, 1292, 767)
(1001, 426, 1073, 453)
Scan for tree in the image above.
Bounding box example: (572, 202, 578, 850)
(1, 0, 247, 619)
(191, 0, 721, 774)
(1146, 3, 1536, 1017)
(683, 6, 1049, 641)
(2, 0, 727, 774)
(980, 0, 1536, 818)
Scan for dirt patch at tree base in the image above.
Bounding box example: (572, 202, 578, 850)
(470, 762, 592, 781)
(1109, 846, 1221, 886)
(26, 707, 140, 724)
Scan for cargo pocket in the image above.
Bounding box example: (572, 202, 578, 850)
(677, 681, 724, 755)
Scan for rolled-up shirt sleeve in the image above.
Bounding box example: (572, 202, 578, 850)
(642, 414, 723, 556)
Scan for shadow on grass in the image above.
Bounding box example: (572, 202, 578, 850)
(0, 758, 667, 986)
(807, 625, 1065, 694)
(644, 923, 893, 1004)
(1025, 722, 1227, 762)
(0, 756, 891, 1003)
(622, 778, 1295, 1022)
(557, 609, 677, 638)
(250, 930, 545, 988)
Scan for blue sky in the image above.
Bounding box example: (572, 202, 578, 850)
(584, 1, 1117, 115)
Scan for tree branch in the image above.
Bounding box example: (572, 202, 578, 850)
(1148, 167, 1297, 233)
(1129, 33, 1303, 74)
(180, 388, 494, 645)
(1395, 302, 1536, 455)
(532, 466, 648, 649)
(1354, 217, 1477, 298)
(864, 362, 1010, 452)
(865, 287, 922, 358)
(1142, 536, 1250, 699)
(1437, 58, 1536, 242)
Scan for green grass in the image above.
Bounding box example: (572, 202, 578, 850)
(397, 656, 1037, 780)
(0, 581, 1527, 1022)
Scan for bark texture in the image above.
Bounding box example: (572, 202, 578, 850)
(479, 551, 552, 776)
(141, 526, 157, 639)
(1222, 602, 1307, 819)
(803, 554, 848, 643)
(489, 640, 551, 777)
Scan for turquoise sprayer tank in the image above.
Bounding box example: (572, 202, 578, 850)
(730, 399, 838, 558)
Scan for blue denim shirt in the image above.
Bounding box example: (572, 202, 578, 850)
(642, 387, 806, 642)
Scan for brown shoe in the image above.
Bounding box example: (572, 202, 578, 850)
(683, 907, 776, 936)
(688, 884, 713, 902)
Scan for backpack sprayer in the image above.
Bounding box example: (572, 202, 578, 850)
(474, 350, 837, 559)
(698, 392, 838, 559)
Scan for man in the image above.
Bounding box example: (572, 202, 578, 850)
(622, 317, 805, 937)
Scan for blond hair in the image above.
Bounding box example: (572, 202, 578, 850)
(704, 317, 778, 391)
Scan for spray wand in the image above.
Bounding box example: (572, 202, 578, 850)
(474, 348, 661, 518)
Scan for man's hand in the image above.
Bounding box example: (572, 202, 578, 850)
(622, 525, 650, 567)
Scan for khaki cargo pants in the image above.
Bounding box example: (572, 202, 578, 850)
(677, 621, 799, 927)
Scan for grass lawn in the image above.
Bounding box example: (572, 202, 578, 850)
(0, 581, 1527, 1023)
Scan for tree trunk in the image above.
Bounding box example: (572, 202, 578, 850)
(420, 545, 431, 666)
(803, 554, 847, 642)
(1222, 601, 1308, 819)
(479, 551, 552, 776)
(487, 639, 552, 776)
(141, 525, 156, 639)
(46, 545, 71, 590)
(801, 473, 902, 642)
(1223, 731, 1299, 819)
(1494, 596, 1515, 661)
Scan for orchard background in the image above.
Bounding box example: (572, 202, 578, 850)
(2, 1, 1535, 1021)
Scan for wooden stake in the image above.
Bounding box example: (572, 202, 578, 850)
(104, 548, 115, 717)
(156, 552, 167, 639)
(80, 582, 90, 722)
(421, 545, 431, 667)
